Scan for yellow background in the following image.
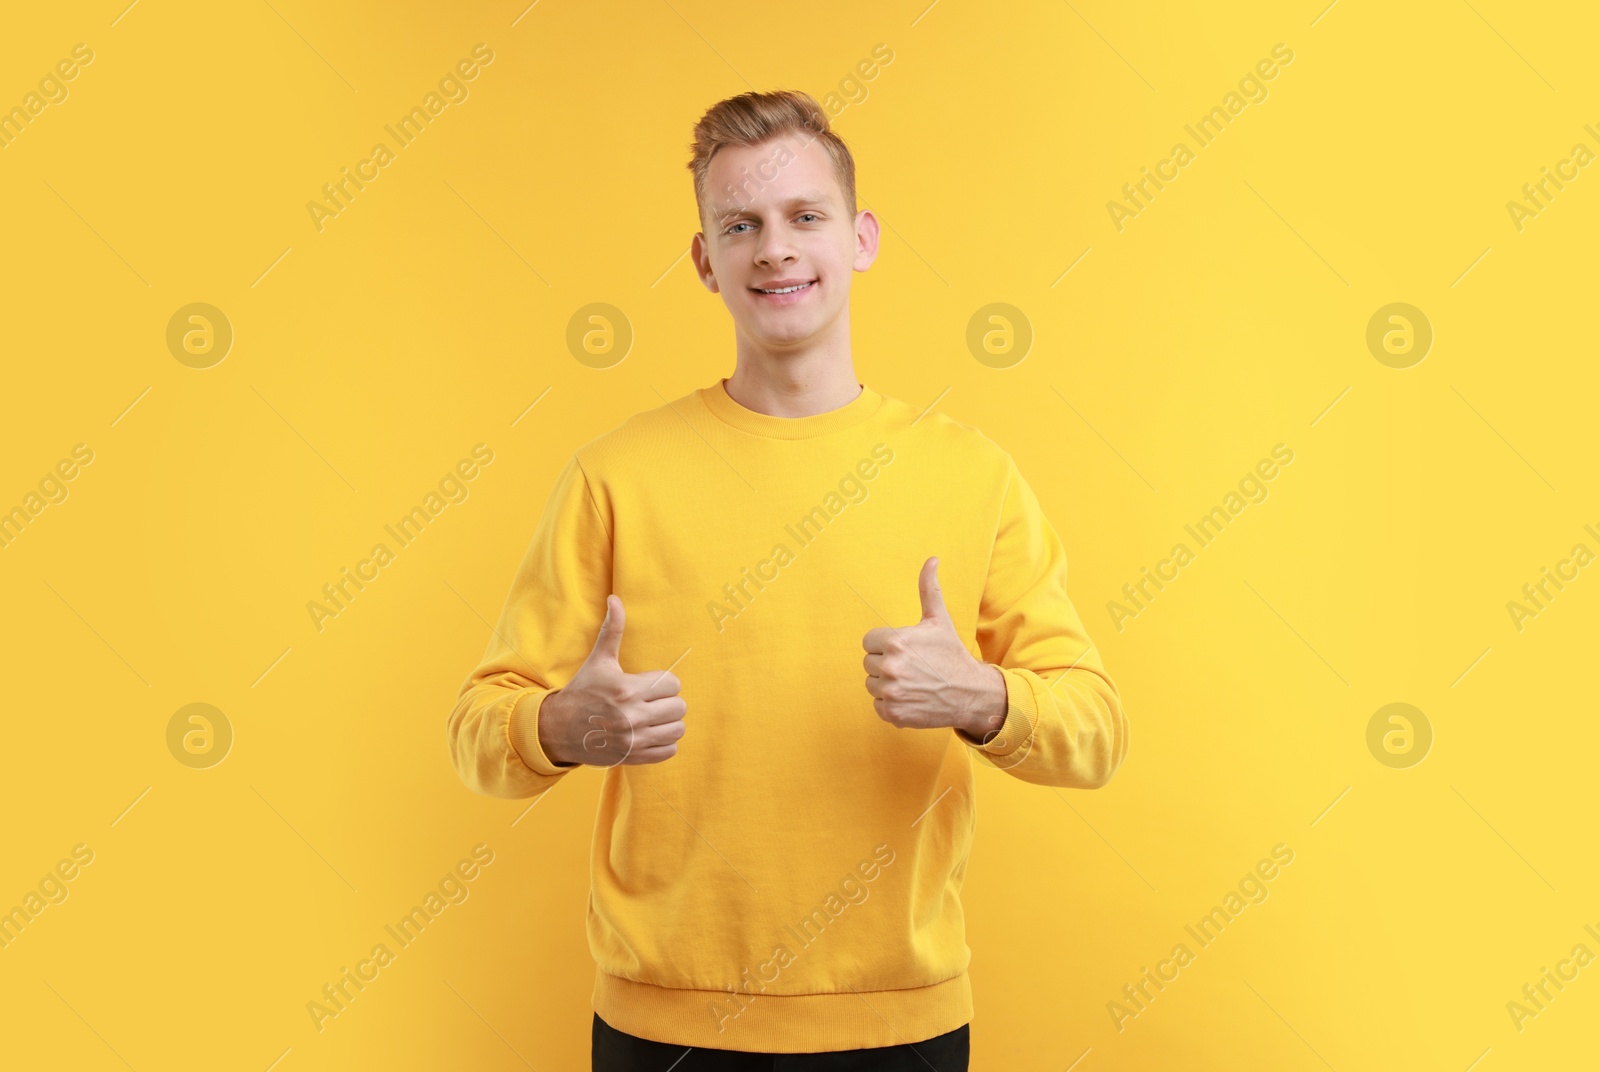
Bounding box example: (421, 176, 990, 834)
(2, 0, 1596, 1068)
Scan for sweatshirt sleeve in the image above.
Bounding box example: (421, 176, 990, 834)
(960, 453, 1129, 789)
(446, 453, 612, 799)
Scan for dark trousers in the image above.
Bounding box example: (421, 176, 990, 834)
(592, 1012, 970, 1071)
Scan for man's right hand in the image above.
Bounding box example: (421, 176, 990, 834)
(521, 594, 687, 768)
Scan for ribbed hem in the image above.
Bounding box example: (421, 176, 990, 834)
(697, 378, 884, 440)
(592, 969, 973, 1053)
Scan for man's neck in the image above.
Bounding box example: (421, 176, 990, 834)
(725, 326, 861, 419)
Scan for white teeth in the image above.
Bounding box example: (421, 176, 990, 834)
(758, 282, 812, 294)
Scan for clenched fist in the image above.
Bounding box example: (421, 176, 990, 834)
(862, 557, 1007, 741)
(523, 594, 687, 767)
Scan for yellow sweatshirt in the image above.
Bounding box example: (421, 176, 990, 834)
(447, 378, 1129, 1053)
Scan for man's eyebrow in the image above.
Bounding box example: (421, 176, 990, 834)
(713, 193, 832, 222)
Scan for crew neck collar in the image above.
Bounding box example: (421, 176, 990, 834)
(698, 378, 883, 440)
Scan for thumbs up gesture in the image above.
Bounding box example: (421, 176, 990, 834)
(861, 557, 1008, 741)
(532, 594, 688, 767)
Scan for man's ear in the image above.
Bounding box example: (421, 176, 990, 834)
(852, 209, 881, 273)
(690, 231, 720, 294)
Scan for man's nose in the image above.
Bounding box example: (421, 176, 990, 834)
(756, 227, 796, 265)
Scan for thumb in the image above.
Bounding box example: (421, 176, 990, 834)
(918, 557, 949, 623)
(588, 594, 625, 665)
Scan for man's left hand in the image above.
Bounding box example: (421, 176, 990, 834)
(862, 556, 1007, 742)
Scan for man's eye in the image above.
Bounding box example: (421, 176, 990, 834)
(726, 214, 818, 234)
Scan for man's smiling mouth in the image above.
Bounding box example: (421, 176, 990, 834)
(751, 280, 816, 295)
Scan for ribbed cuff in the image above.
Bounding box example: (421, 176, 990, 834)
(507, 689, 578, 776)
(958, 668, 1035, 764)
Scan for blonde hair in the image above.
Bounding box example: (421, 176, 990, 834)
(686, 89, 857, 230)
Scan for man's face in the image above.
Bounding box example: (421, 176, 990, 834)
(691, 132, 878, 350)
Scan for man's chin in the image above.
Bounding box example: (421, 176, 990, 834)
(737, 322, 819, 350)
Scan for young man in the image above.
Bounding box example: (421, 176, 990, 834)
(447, 89, 1129, 1071)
